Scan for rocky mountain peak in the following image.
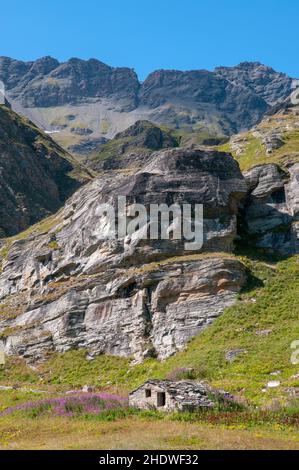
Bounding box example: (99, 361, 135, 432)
(114, 120, 177, 148)
(87, 120, 179, 172)
(215, 61, 293, 106)
(29, 56, 60, 75)
(0, 56, 140, 108)
(0, 58, 295, 157)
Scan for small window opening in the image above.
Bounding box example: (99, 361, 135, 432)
(145, 389, 151, 398)
(157, 391, 166, 407)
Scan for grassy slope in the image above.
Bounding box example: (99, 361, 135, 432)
(220, 134, 266, 171)
(88, 135, 150, 164)
(174, 128, 228, 147)
(219, 108, 299, 171)
(1, 254, 298, 406)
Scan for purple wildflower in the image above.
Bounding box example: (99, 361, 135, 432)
(0, 393, 127, 418)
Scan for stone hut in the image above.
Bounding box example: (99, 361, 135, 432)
(129, 380, 221, 412)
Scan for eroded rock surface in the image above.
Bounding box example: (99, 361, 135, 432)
(0, 256, 246, 361)
(0, 147, 247, 361)
(242, 162, 299, 255)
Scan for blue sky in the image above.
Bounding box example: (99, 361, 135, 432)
(0, 0, 298, 80)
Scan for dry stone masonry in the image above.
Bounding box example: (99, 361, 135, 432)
(129, 380, 234, 411)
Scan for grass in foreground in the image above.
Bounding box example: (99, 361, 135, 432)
(0, 410, 298, 450)
(0, 387, 297, 449)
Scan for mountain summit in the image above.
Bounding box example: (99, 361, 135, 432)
(0, 57, 293, 155)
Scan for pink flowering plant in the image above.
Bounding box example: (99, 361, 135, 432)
(0, 393, 127, 418)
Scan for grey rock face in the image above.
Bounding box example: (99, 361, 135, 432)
(244, 164, 288, 198)
(242, 163, 299, 255)
(0, 147, 247, 296)
(0, 256, 246, 362)
(0, 57, 140, 109)
(215, 62, 293, 106)
(0, 147, 247, 362)
(149, 258, 246, 359)
(286, 163, 299, 218)
(140, 68, 268, 135)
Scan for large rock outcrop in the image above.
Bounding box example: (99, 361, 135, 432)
(222, 100, 299, 256)
(0, 256, 247, 361)
(0, 147, 248, 361)
(242, 162, 299, 255)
